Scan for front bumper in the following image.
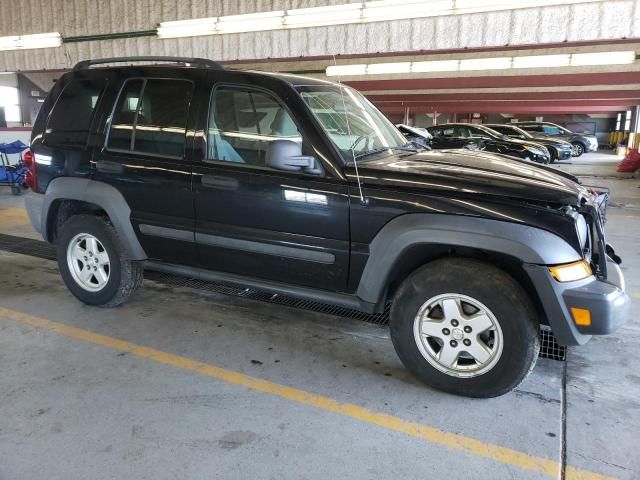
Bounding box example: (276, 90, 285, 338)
(557, 149, 572, 160)
(586, 139, 599, 152)
(525, 256, 629, 346)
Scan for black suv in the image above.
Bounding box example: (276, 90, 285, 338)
(24, 57, 628, 398)
(485, 124, 573, 163)
(426, 123, 551, 164)
(512, 121, 598, 157)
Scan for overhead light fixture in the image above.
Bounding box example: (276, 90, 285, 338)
(285, 3, 362, 28)
(512, 54, 570, 68)
(0, 32, 61, 51)
(459, 57, 512, 70)
(157, 18, 217, 38)
(362, 0, 450, 21)
(367, 62, 412, 74)
(412, 60, 460, 72)
(570, 50, 636, 66)
(157, 0, 603, 39)
(326, 64, 367, 76)
(325, 50, 636, 76)
(216, 10, 284, 34)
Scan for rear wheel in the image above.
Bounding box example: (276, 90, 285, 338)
(57, 214, 143, 307)
(390, 258, 539, 398)
(571, 142, 585, 157)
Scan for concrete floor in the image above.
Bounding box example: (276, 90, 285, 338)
(0, 153, 638, 479)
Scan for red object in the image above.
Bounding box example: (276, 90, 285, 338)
(22, 150, 37, 190)
(617, 148, 640, 173)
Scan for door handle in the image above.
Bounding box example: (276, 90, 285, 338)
(201, 175, 239, 190)
(96, 161, 124, 174)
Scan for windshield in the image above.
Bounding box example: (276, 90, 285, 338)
(474, 124, 510, 141)
(491, 125, 533, 139)
(297, 85, 408, 162)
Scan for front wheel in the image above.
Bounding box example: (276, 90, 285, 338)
(57, 214, 143, 307)
(390, 258, 539, 398)
(571, 142, 585, 157)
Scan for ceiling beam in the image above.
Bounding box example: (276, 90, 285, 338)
(367, 90, 640, 102)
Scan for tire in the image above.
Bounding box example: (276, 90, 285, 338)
(390, 258, 539, 398)
(56, 214, 143, 307)
(10, 185, 22, 195)
(571, 142, 585, 157)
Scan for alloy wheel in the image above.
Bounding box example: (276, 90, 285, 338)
(571, 143, 584, 156)
(66, 233, 111, 292)
(413, 293, 503, 378)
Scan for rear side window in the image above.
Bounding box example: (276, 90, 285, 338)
(520, 125, 543, 133)
(107, 78, 193, 158)
(542, 125, 562, 134)
(45, 78, 107, 148)
(208, 87, 301, 166)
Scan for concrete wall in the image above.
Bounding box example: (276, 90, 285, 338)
(1, 0, 640, 71)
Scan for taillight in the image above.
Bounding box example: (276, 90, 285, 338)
(22, 149, 37, 191)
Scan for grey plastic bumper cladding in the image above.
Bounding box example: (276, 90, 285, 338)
(24, 191, 44, 234)
(523, 261, 629, 346)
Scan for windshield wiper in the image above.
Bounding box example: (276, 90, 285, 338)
(354, 144, 426, 161)
(354, 146, 396, 160)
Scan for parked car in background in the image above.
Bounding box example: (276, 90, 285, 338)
(512, 121, 598, 157)
(426, 123, 551, 164)
(485, 124, 573, 163)
(396, 124, 432, 149)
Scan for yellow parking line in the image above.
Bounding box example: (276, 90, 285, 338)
(0, 306, 615, 480)
(0, 207, 29, 229)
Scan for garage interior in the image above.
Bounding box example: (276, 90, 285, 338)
(1, 1, 639, 479)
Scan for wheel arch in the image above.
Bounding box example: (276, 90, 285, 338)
(356, 214, 581, 317)
(42, 177, 146, 260)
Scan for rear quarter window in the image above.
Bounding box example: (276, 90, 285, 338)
(45, 78, 107, 148)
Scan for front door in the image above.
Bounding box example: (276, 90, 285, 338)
(92, 76, 198, 265)
(192, 84, 350, 291)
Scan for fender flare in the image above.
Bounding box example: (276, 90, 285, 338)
(355, 213, 581, 304)
(41, 177, 147, 260)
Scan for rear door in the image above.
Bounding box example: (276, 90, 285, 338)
(192, 82, 350, 291)
(92, 74, 199, 265)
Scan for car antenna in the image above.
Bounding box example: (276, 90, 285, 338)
(333, 55, 366, 206)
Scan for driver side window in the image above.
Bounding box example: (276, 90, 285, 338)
(208, 87, 301, 166)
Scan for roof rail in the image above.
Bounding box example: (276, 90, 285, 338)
(73, 56, 224, 71)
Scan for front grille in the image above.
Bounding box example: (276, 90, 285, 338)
(0, 232, 566, 361)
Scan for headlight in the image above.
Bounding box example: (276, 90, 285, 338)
(549, 260, 593, 282)
(525, 145, 546, 155)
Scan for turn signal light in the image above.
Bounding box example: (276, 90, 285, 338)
(22, 149, 37, 191)
(549, 260, 592, 282)
(571, 307, 592, 326)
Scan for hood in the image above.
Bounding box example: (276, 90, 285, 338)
(495, 136, 549, 151)
(352, 149, 586, 205)
(525, 136, 572, 147)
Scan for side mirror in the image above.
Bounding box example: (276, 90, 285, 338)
(266, 140, 322, 175)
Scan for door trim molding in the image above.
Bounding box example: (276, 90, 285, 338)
(139, 223, 336, 264)
(139, 224, 194, 242)
(196, 232, 335, 264)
